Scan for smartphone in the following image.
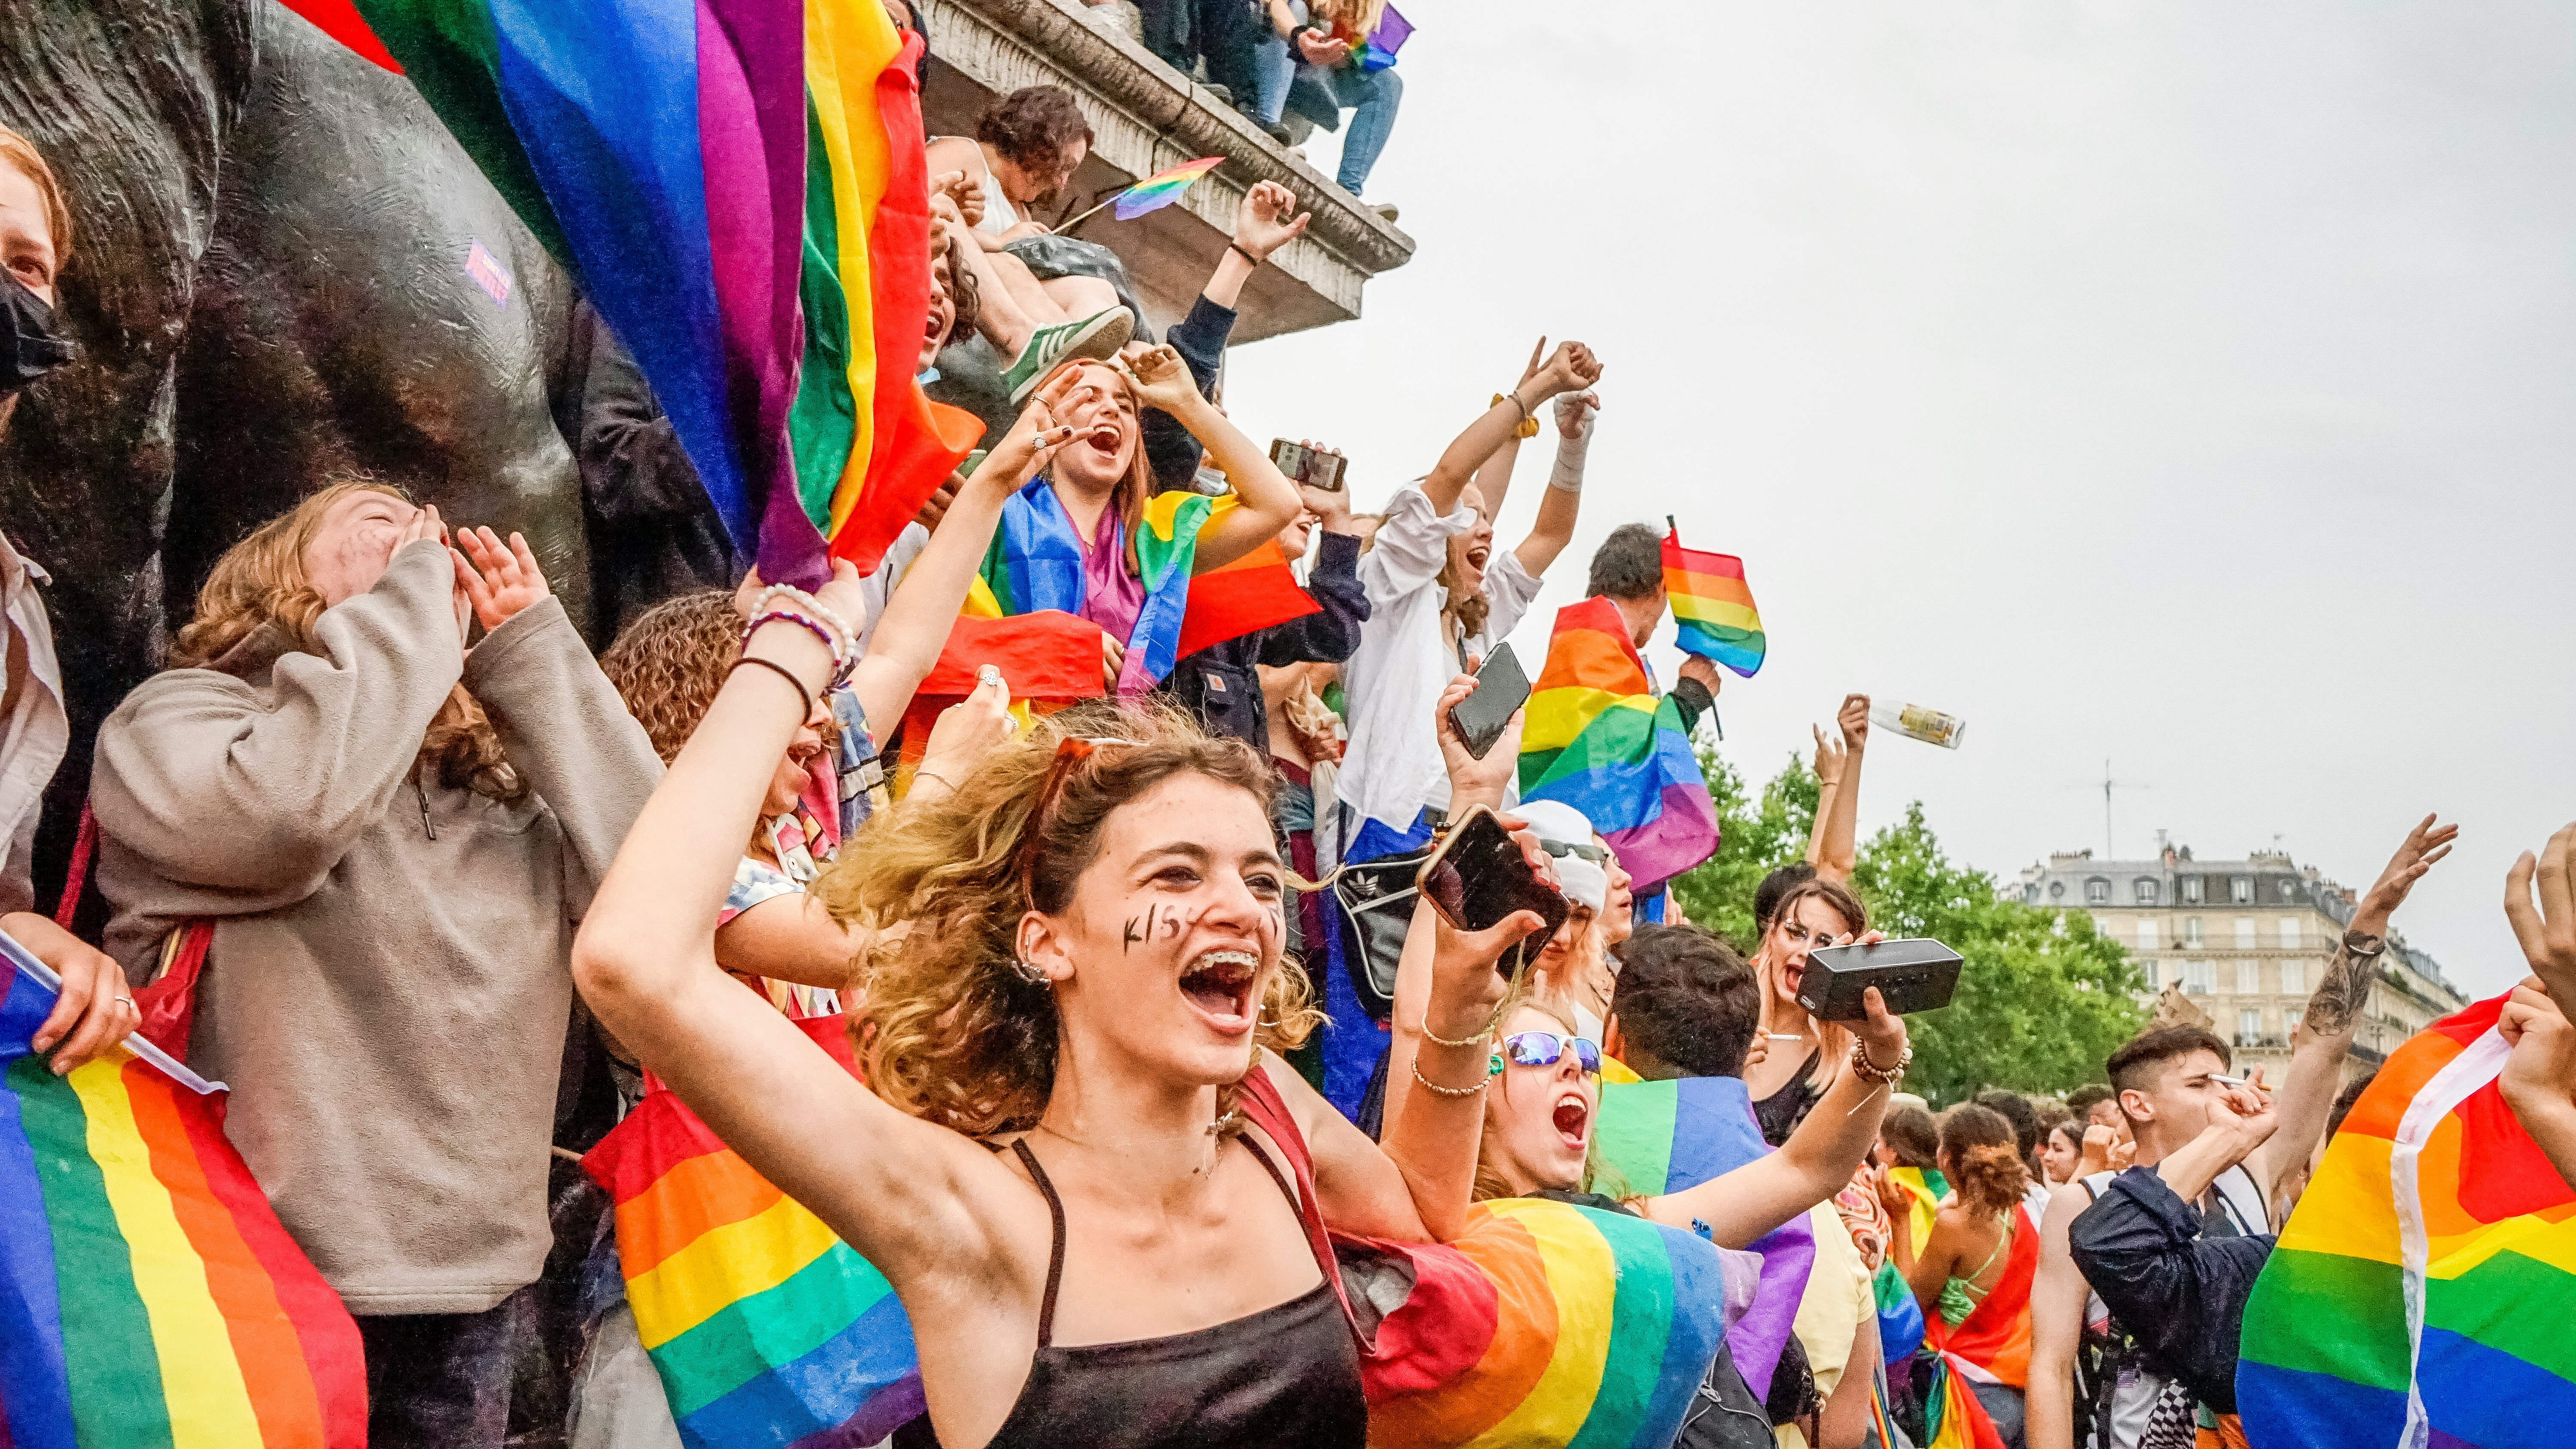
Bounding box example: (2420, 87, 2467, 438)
(1794, 938, 1964, 1022)
(1416, 804, 1571, 952)
(1269, 438, 1346, 492)
(1446, 643, 1531, 761)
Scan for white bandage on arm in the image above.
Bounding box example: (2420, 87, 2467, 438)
(1548, 422, 1592, 493)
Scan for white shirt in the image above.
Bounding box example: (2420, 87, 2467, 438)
(0, 532, 64, 916)
(854, 520, 932, 657)
(1337, 485, 1542, 835)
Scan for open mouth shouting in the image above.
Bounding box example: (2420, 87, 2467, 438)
(1552, 1091, 1592, 1153)
(1464, 542, 1492, 573)
(1083, 419, 1126, 459)
(1178, 948, 1260, 1035)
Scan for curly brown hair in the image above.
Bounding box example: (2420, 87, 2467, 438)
(598, 591, 743, 763)
(974, 85, 1094, 182)
(1939, 1103, 2031, 1218)
(816, 700, 1318, 1137)
(170, 479, 523, 801)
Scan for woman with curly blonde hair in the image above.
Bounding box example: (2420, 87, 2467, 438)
(574, 563, 1546, 1447)
(88, 479, 661, 1444)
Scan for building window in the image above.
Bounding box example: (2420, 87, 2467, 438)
(2136, 919, 2160, 950)
(2280, 879, 2300, 901)
(2232, 877, 2254, 903)
(2237, 959, 2261, 994)
(2281, 959, 2304, 994)
(2139, 958, 2159, 987)
(2184, 917, 2204, 947)
(2135, 879, 2159, 905)
(2235, 917, 2257, 948)
(2183, 877, 2205, 904)
(2086, 877, 2110, 904)
(2184, 960, 2213, 994)
(2279, 917, 2301, 949)
(2287, 1007, 2303, 1035)
(2024, 884, 2040, 903)
(2049, 881, 2066, 900)
(2239, 1008, 2262, 1043)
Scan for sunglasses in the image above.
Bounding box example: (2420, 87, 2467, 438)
(1538, 840, 1607, 864)
(1487, 1031, 1603, 1077)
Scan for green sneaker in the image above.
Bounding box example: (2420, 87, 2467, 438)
(1003, 307, 1135, 401)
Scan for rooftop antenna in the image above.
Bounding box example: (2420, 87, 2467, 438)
(2100, 759, 2151, 859)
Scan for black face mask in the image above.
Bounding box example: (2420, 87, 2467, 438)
(0, 270, 74, 398)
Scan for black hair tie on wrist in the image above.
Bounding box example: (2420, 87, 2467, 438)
(1230, 243, 1265, 269)
(729, 655, 816, 724)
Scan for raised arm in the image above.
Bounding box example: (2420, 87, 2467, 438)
(1203, 180, 1307, 312)
(2500, 981, 2576, 1193)
(1510, 390, 1598, 577)
(1636, 986, 1910, 1249)
(1106, 346, 1299, 573)
(2024, 1182, 2100, 1449)
(1804, 723, 1845, 869)
(1810, 695, 1869, 883)
(844, 372, 1088, 731)
(1423, 340, 1595, 515)
(2255, 813, 2455, 1197)
(572, 566, 1037, 1300)
(91, 526, 463, 900)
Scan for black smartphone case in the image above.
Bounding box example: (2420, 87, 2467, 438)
(1794, 938, 1963, 1021)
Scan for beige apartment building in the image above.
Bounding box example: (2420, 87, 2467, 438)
(2015, 844, 2466, 1081)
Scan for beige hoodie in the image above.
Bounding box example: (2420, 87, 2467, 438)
(91, 541, 659, 1314)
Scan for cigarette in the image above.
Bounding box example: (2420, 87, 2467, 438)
(1765, 1034, 1804, 1041)
(2212, 1074, 2252, 1088)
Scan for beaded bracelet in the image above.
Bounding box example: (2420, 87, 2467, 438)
(1848, 1038, 1912, 1085)
(1411, 1057, 1488, 1099)
(746, 609, 841, 669)
(745, 584, 856, 673)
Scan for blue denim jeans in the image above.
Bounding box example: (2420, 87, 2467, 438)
(1326, 63, 1402, 194)
(1252, 1, 1302, 124)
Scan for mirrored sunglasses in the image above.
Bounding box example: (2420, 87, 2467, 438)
(1538, 840, 1607, 864)
(1488, 1031, 1603, 1077)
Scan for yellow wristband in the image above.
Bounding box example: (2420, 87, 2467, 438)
(1492, 393, 1540, 439)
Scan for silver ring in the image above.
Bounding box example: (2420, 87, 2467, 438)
(977, 664, 1004, 690)
(114, 995, 135, 1011)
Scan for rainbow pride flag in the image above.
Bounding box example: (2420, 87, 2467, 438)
(582, 1012, 925, 1446)
(1591, 1075, 1818, 1398)
(1174, 536, 1318, 659)
(1663, 527, 1765, 678)
(0, 940, 366, 1446)
(1518, 595, 1720, 891)
(972, 480, 1218, 694)
(283, 0, 967, 585)
(2238, 991, 2576, 1447)
(1365, 1196, 1737, 1449)
(1110, 157, 1221, 221)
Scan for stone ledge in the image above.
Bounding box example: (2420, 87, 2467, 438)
(923, 0, 1413, 342)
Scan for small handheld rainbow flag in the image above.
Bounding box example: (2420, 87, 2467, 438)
(1057, 157, 1225, 231)
(1591, 1076, 1817, 1398)
(2239, 990, 2576, 1447)
(583, 1013, 925, 1447)
(1519, 595, 1721, 892)
(1663, 525, 1766, 678)
(0, 937, 367, 1446)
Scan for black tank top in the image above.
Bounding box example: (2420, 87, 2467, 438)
(894, 1134, 1367, 1449)
(1752, 1047, 1826, 1146)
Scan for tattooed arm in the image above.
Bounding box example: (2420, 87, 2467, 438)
(2253, 813, 2456, 1198)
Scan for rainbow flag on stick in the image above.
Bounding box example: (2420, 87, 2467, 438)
(583, 1013, 925, 1446)
(1592, 1076, 1818, 1398)
(1519, 595, 1720, 891)
(1057, 157, 1224, 232)
(2239, 991, 2576, 1447)
(0, 939, 367, 1447)
(1663, 526, 1765, 678)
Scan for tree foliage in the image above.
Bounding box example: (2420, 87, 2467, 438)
(1667, 741, 2147, 1105)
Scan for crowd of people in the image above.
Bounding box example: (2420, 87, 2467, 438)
(5, 41, 2576, 1449)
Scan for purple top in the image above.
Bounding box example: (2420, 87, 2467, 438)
(1076, 494, 1146, 655)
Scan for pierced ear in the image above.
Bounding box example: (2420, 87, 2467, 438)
(1016, 911, 1073, 986)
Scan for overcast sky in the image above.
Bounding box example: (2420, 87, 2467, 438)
(1224, 1, 2576, 999)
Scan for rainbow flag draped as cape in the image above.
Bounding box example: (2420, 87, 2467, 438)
(1364, 1197, 1739, 1449)
(282, 0, 971, 586)
(1662, 528, 1765, 678)
(0, 943, 367, 1446)
(2238, 991, 2576, 1448)
(1518, 596, 1720, 892)
(582, 1013, 924, 1446)
(1591, 1075, 1818, 1398)
(968, 479, 1218, 694)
